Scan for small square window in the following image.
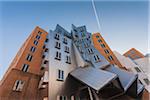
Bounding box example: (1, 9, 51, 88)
(104, 49, 109, 54)
(22, 64, 29, 72)
(96, 35, 99, 38)
(45, 38, 49, 43)
(30, 46, 36, 53)
(33, 40, 38, 45)
(13, 80, 25, 91)
(26, 54, 33, 62)
(108, 55, 113, 61)
(88, 48, 94, 54)
(94, 55, 100, 62)
(55, 34, 60, 40)
(101, 44, 105, 48)
(38, 31, 42, 35)
(98, 39, 102, 43)
(36, 35, 40, 40)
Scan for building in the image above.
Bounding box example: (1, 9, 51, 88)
(0, 25, 145, 100)
(113, 51, 150, 99)
(123, 48, 145, 60)
(0, 26, 48, 100)
(92, 33, 123, 68)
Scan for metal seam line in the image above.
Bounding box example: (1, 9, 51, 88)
(91, 0, 102, 33)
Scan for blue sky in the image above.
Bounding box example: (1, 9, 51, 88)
(0, 0, 149, 80)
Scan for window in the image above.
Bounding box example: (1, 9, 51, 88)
(65, 46, 69, 53)
(98, 39, 102, 43)
(134, 67, 141, 72)
(45, 48, 49, 52)
(22, 64, 29, 72)
(30, 46, 36, 53)
(26, 54, 33, 61)
(108, 55, 113, 61)
(55, 42, 61, 49)
(104, 49, 109, 54)
(66, 56, 71, 64)
(63, 38, 67, 44)
(43, 45, 46, 49)
(96, 35, 99, 38)
(57, 96, 67, 100)
(13, 80, 25, 91)
(143, 78, 150, 85)
(55, 34, 60, 40)
(45, 38, 49, 43)
(36, 35, 40, 40)
(88, 48, 94, 54)
(84, 43, 88, 48)
(94, 55, 100, 62)
(38, 31, 42, 35)
(43, 60, 48, 64)
(55, 51, 61, 60)
(57, 70, 64, 81)
(33, 40, 38, 45)
(101, 44, 105, 48)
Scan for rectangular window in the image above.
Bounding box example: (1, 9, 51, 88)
(36, 35, 40, 40)
(55, 42, 61, 49)
(143, 78, 150, 85)
(55, 34, 60, 40)
(38, 31, 42, 35)
(64, 46, 69, 53)
(26, 54, 33, 61)
(13, 80, 25, 91)
(98, 39, 102, 43)
(66, 55, 71, 64)
(96, 35, 99, 38)
(94, 55, 100, 62)
(108, 55, 113, 61)
(33, 40, 38, 45)
(55, 51, 61, 60)
(134, 67, 141, 72)
(57, 96, 67, 100)
(88, 48, 94, 54)
(30, 46, 36, 53)
(104, 49, 109, 54)
(22, 64, 29, 72)
(101, 44, 105, 48)
(63, 38, 67, 44)
(45, 38, 49, 43)
(57, 70, 64, 81)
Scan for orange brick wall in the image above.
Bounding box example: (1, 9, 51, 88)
(0, 26, 48, 100)
(123, 48, 144, 60)
(92, 33, 123, 68)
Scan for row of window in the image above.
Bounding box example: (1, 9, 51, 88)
(21, 31, 43, 72)
(55, 33, 68, 45)
(14, 31, 44, 92)
(55, 42, 70, 53)
(55, 51, 71, 64)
